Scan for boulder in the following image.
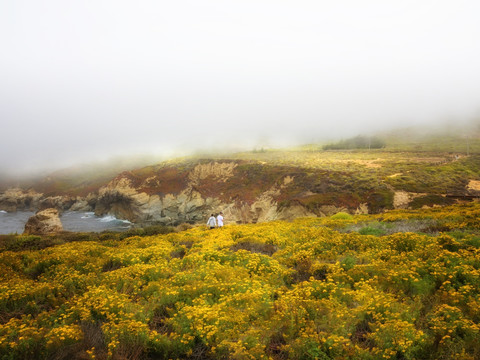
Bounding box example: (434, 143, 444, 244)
(24, 208, 63, 235)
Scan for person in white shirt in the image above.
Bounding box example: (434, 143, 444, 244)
(207, 214, 217, 229)
(217, 212, 224, 227)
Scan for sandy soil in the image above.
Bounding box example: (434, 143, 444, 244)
(467, 180, 480, 191)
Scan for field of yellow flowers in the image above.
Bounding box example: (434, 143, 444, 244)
(1, 202, 480, 359)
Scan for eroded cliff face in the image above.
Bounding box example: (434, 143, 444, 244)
(0, 161, 391, 225)
(93, 174, 222, 224)
(92, 161, 267, 225)
(3, 159, 473, 226)
(90, 161, 359, 225)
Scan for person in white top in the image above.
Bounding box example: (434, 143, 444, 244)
(207, 214, 217, 229)
(217, 212, 224, 227)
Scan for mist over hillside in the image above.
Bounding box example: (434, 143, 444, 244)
(1, 122, 479, 231)
(2, 121, 479, 189)
(0, 120, 480, 190)
(0, 154, 167, 192)
(2, 0, 480, 194)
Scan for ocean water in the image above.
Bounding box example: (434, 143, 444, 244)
(0, 210, 35, 234)
(0, 210, 132, 234)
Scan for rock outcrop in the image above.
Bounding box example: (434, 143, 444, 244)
(93, 174, 223, 225)
(0, 189, 90, 213)
(6, 157, 467, 228)
(24, 208, 63, 235)
(90, 162, 360, 225)
(0, 188, 43, 212)
(467, 180, 480, 196)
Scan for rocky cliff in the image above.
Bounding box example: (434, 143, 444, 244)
(82, 159, 381, 225)
(91, 161, 324, 225)
(0, 188, 92, 213)
(2, 155, 477, 226)
(0, 159, 367, 225)
(0, 188, 43, 212)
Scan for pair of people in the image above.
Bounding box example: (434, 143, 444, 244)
(207, 212, 224, 229)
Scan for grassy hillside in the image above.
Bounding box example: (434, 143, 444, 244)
(4, 130, 479, 205)
(85, 147, 480, 218)
(0, 155, 166, 196)
(1, 203, 479, 359)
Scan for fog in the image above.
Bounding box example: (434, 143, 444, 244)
(1, 0, 479, 177)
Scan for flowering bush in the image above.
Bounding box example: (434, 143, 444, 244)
(1, 202, 480, 359)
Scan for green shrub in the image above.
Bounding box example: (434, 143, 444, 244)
(409, 195, 456, 209)
(1, 235, 60, 251)
(176, 223, 194, 232)
(464, 236, 480, 249)
(119, 228, 145, 240)
(367, 189, 394, 213)
(340, 254, 357, 271)
(143, 225, 175, 236)
(330, 212, 353, 220)
(323, 135, 386, 150)
(58, 232, 98, 242)
(359, 225, 387, 236)
(118, 225, 174, 240)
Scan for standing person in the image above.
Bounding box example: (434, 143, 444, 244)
(207, 214, 217, 229)
(217, 212, 224, 227)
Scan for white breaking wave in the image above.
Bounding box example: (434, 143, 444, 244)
(98, 214, 131, 223)
(99, 215, 117, 222)
(0, 210, 7, 214)
(81, 212, 95, 219)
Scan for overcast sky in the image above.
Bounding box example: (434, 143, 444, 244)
(1, 0, 480, 176)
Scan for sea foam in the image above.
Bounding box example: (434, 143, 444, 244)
(81, 212, 95, 219)
(99, 215, 117, 222)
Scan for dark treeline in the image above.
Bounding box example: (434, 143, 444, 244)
(323, 135, 386, 150)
